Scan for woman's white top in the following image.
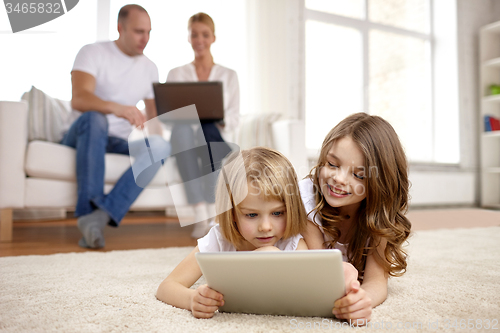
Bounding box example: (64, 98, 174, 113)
(166, 63, 240, 142)
(298, 178, 348, 262)
(197, 224, 303, 252)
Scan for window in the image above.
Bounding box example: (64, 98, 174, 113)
(304, 0, 459, 164)
(0, 0, 97, 101)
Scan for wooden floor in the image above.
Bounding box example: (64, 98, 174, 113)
(0, 208, 498, 257)
(0, 213, 197, 257)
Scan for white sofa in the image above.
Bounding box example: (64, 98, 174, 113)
(0, 100, 307, 242)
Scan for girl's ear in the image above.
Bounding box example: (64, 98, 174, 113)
(231, 211, 238, 230)
(233, 217, 240, 232)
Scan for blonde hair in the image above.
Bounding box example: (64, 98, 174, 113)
(308, 112, 411, 278)
(188, 12, 215, 34)
(215, 147, 307, 249)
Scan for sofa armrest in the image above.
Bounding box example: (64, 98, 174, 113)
(271, 119, 308, 179)
(0, 101, 28, 209)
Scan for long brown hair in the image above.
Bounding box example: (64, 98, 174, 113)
(308, 113, 411, 278)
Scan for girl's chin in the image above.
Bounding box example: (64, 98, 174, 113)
(324, 197, 343, 208)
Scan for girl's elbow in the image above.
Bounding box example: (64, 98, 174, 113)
(156, 285, 167, 303)
(156, 279, 173, 303)
(374, 291, 388, 308)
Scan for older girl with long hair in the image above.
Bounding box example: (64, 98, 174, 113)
(300, 112, 411, 325)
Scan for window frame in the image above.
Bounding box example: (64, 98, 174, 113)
(302, 0, 441, 164)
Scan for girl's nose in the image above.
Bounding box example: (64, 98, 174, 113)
(259, 218, 272, 232)
(332, 167, 348, 185)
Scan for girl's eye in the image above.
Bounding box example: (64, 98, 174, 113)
(272, 211, 284, 217)
(327, 162, 338, 168)
(246, 213, 257, 218)
(353, 173, 365, 180)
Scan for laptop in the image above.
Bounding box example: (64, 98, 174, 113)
(195, 250, 345, 317)
(153, 82, 224, 123)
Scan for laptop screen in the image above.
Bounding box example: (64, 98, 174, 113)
(153, 81, 224, 123)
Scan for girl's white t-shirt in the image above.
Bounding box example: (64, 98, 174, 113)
(298, 178, 348, 262)
(197, 224, 303, 252)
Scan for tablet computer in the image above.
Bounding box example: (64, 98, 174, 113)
(195, 250, 345, 317)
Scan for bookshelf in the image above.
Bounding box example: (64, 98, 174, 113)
(480, 21, 500, 209)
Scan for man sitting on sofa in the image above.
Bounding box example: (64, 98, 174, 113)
(61, 4, 169, 249)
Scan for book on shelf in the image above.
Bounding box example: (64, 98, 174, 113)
(484, 115, 500, 132)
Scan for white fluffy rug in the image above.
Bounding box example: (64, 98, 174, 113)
(1, 227, 499, 333)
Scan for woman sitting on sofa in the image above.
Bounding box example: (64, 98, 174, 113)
(167, 12, 240, 239)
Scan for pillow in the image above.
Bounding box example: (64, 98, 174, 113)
(21, 86, 80, 143)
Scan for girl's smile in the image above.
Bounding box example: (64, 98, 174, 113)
(326, 184, 351, 197)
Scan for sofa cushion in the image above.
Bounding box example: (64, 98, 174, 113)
(24, 178, 186, 208)
(25, 140, 179, 186)
(24, 178, 77, 207)
(21, 86, 80, 143)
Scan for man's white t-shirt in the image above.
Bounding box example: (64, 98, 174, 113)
(197, 224, 303, 252)
(72, 41, 159, 139)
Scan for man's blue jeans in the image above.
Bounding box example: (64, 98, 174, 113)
(61, 111, 171, 225)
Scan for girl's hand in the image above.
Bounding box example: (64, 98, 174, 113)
(190, 284, 224, 319)
(342, 262, 358, 291)
(253, 246, 281, 252)
(332, 282, 372, 326)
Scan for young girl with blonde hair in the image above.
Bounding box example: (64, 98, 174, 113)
(157, 147, 308, 318)
(300, 112, 411, 325)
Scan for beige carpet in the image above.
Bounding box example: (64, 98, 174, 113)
(407, 208, 500, 231)
(1, 227, 499, 333)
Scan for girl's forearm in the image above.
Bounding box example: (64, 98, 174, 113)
(156, 279, 195, 311)
(361, 281, 388, 308)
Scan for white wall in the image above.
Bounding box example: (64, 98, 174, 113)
(246, 0, 303, 118)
